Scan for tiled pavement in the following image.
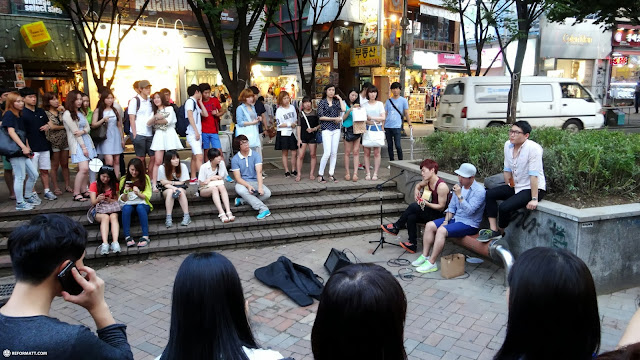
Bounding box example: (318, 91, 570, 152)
(43, 234, 639, 360)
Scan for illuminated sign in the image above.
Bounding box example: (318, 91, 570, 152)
(612, 56, 629, 66)
(562, 34, 593, 45)
(20, 21, 52, 48)
(350, 46, 385, 66)
(613, 25, 640, 47)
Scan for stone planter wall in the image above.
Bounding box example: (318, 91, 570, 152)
(390, 161, 640, 294)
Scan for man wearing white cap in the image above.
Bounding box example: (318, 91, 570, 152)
(412, 163, 486, 274)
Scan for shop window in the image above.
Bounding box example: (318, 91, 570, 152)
(475, 85, 510, 103)
(521, 84, 553, 102)
(560, 83, 594, 102)
(268, 39, 281, 52)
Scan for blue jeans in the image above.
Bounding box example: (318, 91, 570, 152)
(385, 128, 403, 161)
(9, 156, 39, 204)
(122, 204, 150, 237)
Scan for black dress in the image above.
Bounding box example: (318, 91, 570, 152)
(298, 109, 320, 144)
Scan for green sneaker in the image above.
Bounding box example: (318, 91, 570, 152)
(416, 261, 438, 273)
(411, 254, 430, 267)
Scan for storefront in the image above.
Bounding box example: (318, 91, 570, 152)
(0, 14, 85, 101)
(539, 17, 611, 103)
(609, 24, 640, 106)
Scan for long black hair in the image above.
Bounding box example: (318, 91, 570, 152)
(312, 263, 407, 360)
(97, 166, 117, 199)
(321, 84, 336, 100)
(494, 247, 600, 360)
(160, 252, 258, 360)
(95, 89, 120, 125)
(123, 158, 146, 192)
(345, 88, 360, 107)
(163, 150, 181, 181)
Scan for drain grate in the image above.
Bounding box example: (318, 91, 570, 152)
(0, 283, 15, 298)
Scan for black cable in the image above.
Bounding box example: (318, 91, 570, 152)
(342, 248, 361, 264)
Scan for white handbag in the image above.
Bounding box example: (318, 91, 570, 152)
(352, 107, 367, 122)
(362, 122, 385, 148)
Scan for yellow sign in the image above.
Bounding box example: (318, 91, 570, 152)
(350, 46, 385, 67)
(20, 21, 51, 48)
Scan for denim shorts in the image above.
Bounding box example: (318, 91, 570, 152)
(202, 133, 221, 149)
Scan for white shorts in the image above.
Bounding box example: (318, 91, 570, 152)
(31, 151, 51, 170)
(186, 134, 203, 155)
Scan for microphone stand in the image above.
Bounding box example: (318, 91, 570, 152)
(352, 169, 405, 255)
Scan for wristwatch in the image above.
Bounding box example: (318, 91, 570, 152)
(458, 195, 463, 201)
(531, 197, 538, 201)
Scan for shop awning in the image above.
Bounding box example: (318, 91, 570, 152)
(255, 60, 289, 66)
(255, 51, 288, 67)
(438, 64, 469, 73)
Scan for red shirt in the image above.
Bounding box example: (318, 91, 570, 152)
(89, 181, 119, 199)
(202, 97, 221, 134)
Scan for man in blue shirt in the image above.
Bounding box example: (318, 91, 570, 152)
(411, 163, 486, 273)
(231, 135, 272, 219)
(0, 214, 133, 359)
(384, 82, 411, 161)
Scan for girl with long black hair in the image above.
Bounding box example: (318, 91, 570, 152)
(89, 166, 121, 255)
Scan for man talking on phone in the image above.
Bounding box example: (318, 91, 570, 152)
(0, 214, 133, 359)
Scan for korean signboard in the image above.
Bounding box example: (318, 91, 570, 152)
(350, 46, 385, 67)
(613, 25, 640, 47)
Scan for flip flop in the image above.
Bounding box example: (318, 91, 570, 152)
(65, 186, 73, 193)
(73, 194, 87, 202)
(53, 189, 63, 196)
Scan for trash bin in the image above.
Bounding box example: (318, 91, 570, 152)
(605, 109, 626, 126)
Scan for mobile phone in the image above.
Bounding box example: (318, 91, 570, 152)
(126, 181, 133, 184)
(57, 261, 84, 295)
(251, 189, 259, 195)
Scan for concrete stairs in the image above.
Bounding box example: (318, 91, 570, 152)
(0, 180, 406, 271)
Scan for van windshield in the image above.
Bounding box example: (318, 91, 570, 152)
(560, 83, 594, 102)
(443, 83, 464, 103)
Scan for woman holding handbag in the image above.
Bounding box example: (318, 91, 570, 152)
(63, 90, 97, 202)
(92, 89, 124, 178)
(342, 89, 361, 182)
(198, 148, 234, 224)
(151, 91, 184, 192)
(157, 150, 191, 228)
(316, 85, 345, 183)
(361, 86, 385, 180)
(89, 165, 121, 255)
(296, 96, 320, 182)
(1, 92, 40, 211)
(43, 92, 72, 195)
(274, 91, 298, 178)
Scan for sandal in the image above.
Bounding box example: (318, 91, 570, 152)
(218, 213, 230, 223)
(65, 186, 73, 193)
(372, 174, 378, 181)
(310, 175, 316, 180)
(328, 175, 338, 183)
(226, 212, 235, 222)
(53, 188, 63, 196)
(345, 174, 351, 181)
(365, 174, 371, 181)
(126, 236, 136, 247)
(137, 237, 150, 247)
(73, 194, 88, 202)
(295, 175, 301, 182)
(285, 172, 291, 178)
(82, 191, 91, 198)
(9, 195, 16, 200)
(352, 174, 358, 182)
(318, 176, 326, 183)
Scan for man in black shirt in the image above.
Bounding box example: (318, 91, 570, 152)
(20, 88, 56, 200)
(0, 214, 133, 359)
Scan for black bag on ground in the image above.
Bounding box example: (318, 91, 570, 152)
(254, 256, 324, 307)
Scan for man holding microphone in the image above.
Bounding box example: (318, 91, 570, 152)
(411, 163, 486, 274)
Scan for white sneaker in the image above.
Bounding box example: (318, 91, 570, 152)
(411, 254, 430, 267)
(416, 261, 438, 273)
(110, 242, 121, 253)
(99, 243, 109, 255)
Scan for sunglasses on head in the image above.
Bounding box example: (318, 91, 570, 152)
(101, 165, 114, 171)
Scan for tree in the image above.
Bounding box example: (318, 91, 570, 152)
(442, 0, 515, 76)
(187, 0, 279, 112)
(546, 0, 639, 28)
(54, 0, 150, 92)
(505, 0, 548, 123)
(266, 0, 347, 97)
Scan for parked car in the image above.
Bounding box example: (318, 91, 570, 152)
(434, 76, 605, 133)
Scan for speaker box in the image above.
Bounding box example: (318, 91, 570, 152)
(324, 248, 352, 275)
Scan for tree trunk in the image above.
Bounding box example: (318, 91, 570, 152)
(506, 36, 528, 124)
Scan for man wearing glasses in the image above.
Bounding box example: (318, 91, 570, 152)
(476, 120, 546, 242)
(231, 135, 271, 220)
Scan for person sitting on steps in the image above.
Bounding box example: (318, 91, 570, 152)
(477, 120, 546, 242)
(411, 163, 486, 273)
(381, 158, 449, 253)
(231, 134, 272, 220)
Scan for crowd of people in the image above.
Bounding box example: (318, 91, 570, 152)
(0, 214, 638, 360)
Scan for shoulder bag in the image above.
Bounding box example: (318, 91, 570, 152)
(0, 127, 26, 157)
(90, 122, 108, 144)
(301, 111, 322, 143)
(361, 122, 385, 148)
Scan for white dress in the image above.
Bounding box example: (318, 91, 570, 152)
(151, 106, 184, 151)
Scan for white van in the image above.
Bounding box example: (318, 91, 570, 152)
(434, 76, 604, 132)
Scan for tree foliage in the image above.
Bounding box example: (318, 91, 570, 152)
(546, 0, 640, 28)
(53, 0, 150, 92)
(187, 0, 280, 111)
(265, 0, 346, 97)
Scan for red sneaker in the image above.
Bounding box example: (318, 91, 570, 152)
(381, 223, 399, 236)
(399, 242, 417, 254)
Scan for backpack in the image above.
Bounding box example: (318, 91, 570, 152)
(176, 98, 196, 137)
(123, 96, 140, 136)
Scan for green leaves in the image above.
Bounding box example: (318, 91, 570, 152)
(421, 127, 640, 199)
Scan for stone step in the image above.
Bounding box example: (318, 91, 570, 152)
(81, 217, 399, 268)
(0, 180, 398, 222)
(0, 190, 404, 238)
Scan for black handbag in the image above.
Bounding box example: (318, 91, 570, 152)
(0, 127, 26, 157)
(343, 126, 360, 142)
(90, 123, 108, 144)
